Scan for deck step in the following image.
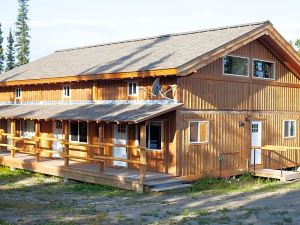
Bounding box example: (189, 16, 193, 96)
(150, 183, 192, 192)
(144, 178, 184, 187)
(254, 169, 300, 181)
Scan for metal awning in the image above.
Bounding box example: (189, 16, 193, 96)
(0, 103, 182, 123)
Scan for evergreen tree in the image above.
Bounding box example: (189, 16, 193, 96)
(15, 0, 30, 66)
(5, 29, 15, 71)
(295, 39, 300, 54)
(0, 23, 4, 73)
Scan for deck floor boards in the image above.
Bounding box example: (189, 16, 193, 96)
(0, 151, 174, 191)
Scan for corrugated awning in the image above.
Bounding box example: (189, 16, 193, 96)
(0, 103, 182, 123)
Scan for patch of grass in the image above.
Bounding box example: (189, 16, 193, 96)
(189, 173, 281, 194)
(0, 219, 17, 225)
(61, 181, 137, 197)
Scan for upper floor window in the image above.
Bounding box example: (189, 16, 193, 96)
(253, 60, 275, 79)
(63, 85, 71, 97)
(223, 55, 249, 77)
(128, 82, 137, 96)
(15, 88, 21, 98)
(283, 120, 296, 138)
(189, 121, 209, 144)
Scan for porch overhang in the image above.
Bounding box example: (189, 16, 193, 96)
(0, 103, 182, 124)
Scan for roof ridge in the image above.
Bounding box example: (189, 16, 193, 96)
(55, 20, 270, 53)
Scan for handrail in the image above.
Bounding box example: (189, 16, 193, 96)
(0, 132, 147, 178)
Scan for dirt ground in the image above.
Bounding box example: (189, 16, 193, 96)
(1, 167, 300, 225)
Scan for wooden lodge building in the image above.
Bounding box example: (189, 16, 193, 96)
(1, 21, 300, 191)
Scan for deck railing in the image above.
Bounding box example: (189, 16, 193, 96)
(250, 145, 300, 177)
(0, 130, 147, 183)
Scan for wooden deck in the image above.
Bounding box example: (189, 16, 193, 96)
(0, 152, 174, 192)
(253, 168, 300, 181)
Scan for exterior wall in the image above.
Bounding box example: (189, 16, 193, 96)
(0, 77, 177, 103)
(177, 39, 300, 177)
(178, 40, 300, 111)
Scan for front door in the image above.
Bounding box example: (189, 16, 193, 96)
(113, 124, 128, 167)
(52, 121, 63, 157)
(251, 121, 262, 165)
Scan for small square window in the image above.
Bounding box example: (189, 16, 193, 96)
(55, 121, 62, 129)
(253, 60, 275, 79)
(63, 85, 71, 97)
(223, 55, 249, 76)
(283, 120, 296, 138)
(128, 82, 137, 96)
(15, 88, 21, 98)
(189, 121, 209, 144)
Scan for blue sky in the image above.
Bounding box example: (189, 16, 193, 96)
(0, 0, 299, 60)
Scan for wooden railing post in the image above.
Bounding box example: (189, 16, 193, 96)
(0, 129, 3, 152)
(10, 120, 16, 158)
(63, 121, 69, 167)
(139, 125, 147, 184)
(35, 120, 41, 162)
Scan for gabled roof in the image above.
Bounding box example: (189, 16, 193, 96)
(1, 20, 300, 85)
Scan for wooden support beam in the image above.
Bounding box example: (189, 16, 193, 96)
(63, 121, 69, 167)
(10, 120, 16, 158)
(92, 81, 98, 102)
(34, 120, 41, 162)
(139, 125, 147, 185)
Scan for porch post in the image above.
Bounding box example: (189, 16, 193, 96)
(139, 124, 147, 184)
(63, 121, 69, 167)
(34, 120, 41, 162)
(10, 120, 16, 157)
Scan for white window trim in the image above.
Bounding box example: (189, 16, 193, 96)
(15, 88, 22, 99)
(20, 120, 35, 138)
(147, 121, 163, 151)
(283, 120, 296, 139)
(252, 58, 276, 80)
(189, 120, 209, 144)
(63, 85, 71, 98)
(127, 82, 138, 96)
(223, 55, 250, 77)
(69, 121, 88, 144)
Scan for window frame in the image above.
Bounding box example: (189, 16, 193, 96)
(63, 85, 71, 98)
(127, 82, 138, 96)
(283, 120, 296, 139)
(189, 120, 209, 144)
(252, 58, 276, 80)
(146, 121, 163, 151)
(20, 120, 35, 138)
(223, 55, 250, 77)
(15, 88, 22, 99)
(69, 121, 88, 143)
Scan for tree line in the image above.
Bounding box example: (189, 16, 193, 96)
(0, 0, 30, 74)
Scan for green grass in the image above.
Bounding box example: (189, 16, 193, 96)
(188, 173, 286, 194)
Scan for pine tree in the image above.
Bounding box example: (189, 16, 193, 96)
(5, 29, 15, 71)
(0, 23, 4, 74)
(15, 0, 30, 66)
(295, 39, 300, 55)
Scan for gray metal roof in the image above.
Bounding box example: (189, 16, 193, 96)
(0, 21, 268, 82)
(0, 103, 181, 123)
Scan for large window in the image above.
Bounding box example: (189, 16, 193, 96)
(70, 121, 87, 143)
(128, 82, 137, 96)
(20, 120, 35, 138)
(283, 120, 296, 138)
(223, 55, 249, 76)
(253, 60, 275, 79)
(146, 121, 162, 150)
(189, 121, 209, 144)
